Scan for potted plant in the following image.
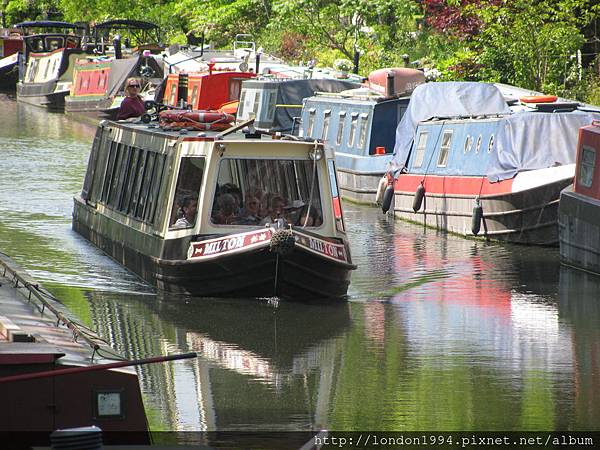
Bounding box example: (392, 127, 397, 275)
(333, 58, 353, 77)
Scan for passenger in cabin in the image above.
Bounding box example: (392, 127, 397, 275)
(260, 196, 287, 225)
(219, 183, 243, 214)
(172, 195, 198, 229)
(212, 194, 238, 225)
(297, 205, 322, 227)
(236, 194, 261, 225)
(117, 77, 146, 120)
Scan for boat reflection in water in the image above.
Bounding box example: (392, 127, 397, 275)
(82, 293, 351, 436)
(558, 266, 600, 429)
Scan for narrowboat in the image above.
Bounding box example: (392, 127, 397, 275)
(0, 253, 149, 446)
(15, 21, 85, 110)
(236, 77, 362, 133)
(299, 68, 425, 204)
(72, 115, 356, 300)
(386, 82, 600, 245)
(559, 121, 600, 272)
(65, 20, 164, 119)
(0, 27, 23, 90)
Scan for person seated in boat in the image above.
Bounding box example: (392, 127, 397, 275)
(172, 195, 198, 229)
(117, 78, 146, 120)
(235, 193, 261, 225)
(212, 194, 238, 225)
(260, 195, 287, 225)
(219, 183, 243, 214)
(297, 205, 322, 227)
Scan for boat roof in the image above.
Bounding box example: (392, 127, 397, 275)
(94, 19, 159, 30)
(15, 21, 85, 29)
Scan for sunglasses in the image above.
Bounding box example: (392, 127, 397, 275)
(128, 84, 140, 88)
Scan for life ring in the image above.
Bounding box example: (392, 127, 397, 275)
(520, 95, 558, 104)
(159, 110, 235, 123)
(159, 121, 231, 131)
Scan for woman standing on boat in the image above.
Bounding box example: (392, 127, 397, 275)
(117, 78, 145, 120)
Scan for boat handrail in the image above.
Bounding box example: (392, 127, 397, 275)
(0, 253, 103, 357)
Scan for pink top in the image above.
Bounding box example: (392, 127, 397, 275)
(117, 96, 145, 120)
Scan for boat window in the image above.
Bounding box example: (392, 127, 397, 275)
(307, 108, 316, 137)
(348, 113, 358, 147)
(322, 110, 331, 141)
(168, 84, 177, 106)
(228, 78, 243, 102)
(266, 90, 277, 121)
(358, 113, 369, 148)
(169, 157, 205, 229)
(487, 134, 495, 153)
(43, 60, 51, 79)
(336, 112, 346, 146)
(137, 152, 156, 218)
(464, 135, 473, 154)
(475, 135, 482, 154)
(101, 141, 119, 203)
(122, 148, 140, 212)
(579, 146, 596, 188)
(413, 131, 428, 168)
(437, 130, 453, 167)
(146, 154, 167, 223)
(190, 85, 199, 108)
(252, 91, 261, 118)
(237, 90, 246, 117)
(211, 159, 323, 227)
(46, 37, 63, 51)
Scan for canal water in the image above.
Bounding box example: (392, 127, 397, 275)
(1, 99, 599, 436)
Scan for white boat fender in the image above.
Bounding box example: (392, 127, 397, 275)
(471, 198, 483, 235)
(375, 175, 388, 205)
(412, 182, 425, 213)
(270, 229, 296, 255)
(381, 185, 395, 214)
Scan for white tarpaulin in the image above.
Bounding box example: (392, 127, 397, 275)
(390, 82, 510, 171)
(487, 111, 600, 182)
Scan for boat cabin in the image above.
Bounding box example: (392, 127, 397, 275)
(161, 67, 255, 111)
(573, 121, 600, 199)
(73, 118, 355, 299)
(237, 78, 361, 133)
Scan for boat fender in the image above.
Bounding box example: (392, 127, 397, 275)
(375, 176, 388, 205)
(381, 185, 394, 214)
(471, 198, 483, 235)
(412, 182, 425, 213)
(270, 229, 296, 256)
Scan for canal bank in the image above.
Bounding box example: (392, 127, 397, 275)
(1, 98, 599, 441)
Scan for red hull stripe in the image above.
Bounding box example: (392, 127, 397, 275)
(393, 174, 514, 196)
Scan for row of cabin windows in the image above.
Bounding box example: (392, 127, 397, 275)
(76, 71, 107, 91)
(26, 57, 59, 82)
(414, 130, 496, 168)
(100, 141, 167, 224)
(238, 89, 277, 122)
(306, 110, 369, 150)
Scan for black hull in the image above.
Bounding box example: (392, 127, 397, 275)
(64, 97, 118, 119)
(0, 65, 18, 91)
(558, 187, 600, 274)
(73, 201, 353, 300)
(17, 81, 68, 110)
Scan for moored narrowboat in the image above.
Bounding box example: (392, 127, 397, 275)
(65, 20, 164, 119)
(559, 121, 600, 272)
(299, 68, 425, 204)
(0, 253, 149, 446)
(73, 116, 355, 300)
(0, 27, 23, 90)
(387, 82, 600, 245)
(15, 21, 85, 110)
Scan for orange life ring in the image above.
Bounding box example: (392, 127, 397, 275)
(520, 95, 558, 104)
(159, 110, 235, 123)
(159, 121, 231, 131)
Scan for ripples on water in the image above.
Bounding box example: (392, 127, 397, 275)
(1, 99, 599, 434)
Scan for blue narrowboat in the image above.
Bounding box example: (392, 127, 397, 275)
(299, 68, 425, 203)
(388, 82, 600, 245)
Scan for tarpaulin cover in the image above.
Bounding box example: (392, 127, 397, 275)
(106, 55, 163, 97)
(390, 82, 510, 171)
(487, 111, 600, 182)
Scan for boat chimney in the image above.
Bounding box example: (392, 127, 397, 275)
(386, 70, 395, 97)
(177, 73, 189, 109)
(208, 62, 215, 75)
(255, 52, 261, 74)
